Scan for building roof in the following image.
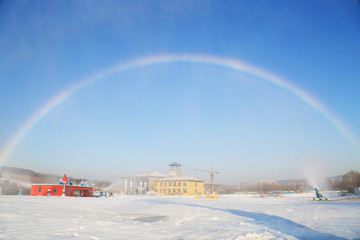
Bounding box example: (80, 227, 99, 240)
(155, 176, 203, 182)
(169, 162, 182, 167)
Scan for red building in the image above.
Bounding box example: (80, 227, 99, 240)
(30, 174, 93, 197)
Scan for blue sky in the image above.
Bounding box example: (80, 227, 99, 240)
(0, 0, 359, 184)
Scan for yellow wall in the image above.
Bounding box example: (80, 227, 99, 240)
(154, 180, 204, 195)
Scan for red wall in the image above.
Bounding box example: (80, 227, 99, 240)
(64, 186, 93, 197)
(30, 185, 93, 197)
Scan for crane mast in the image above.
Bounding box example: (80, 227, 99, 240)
(183, 166, 219, 194)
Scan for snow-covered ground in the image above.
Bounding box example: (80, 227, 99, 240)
(0, 193, 359, 240)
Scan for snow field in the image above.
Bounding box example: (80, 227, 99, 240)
(0, 194, 359, 239)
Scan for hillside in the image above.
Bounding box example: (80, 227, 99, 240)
(0, 166, 110, 195)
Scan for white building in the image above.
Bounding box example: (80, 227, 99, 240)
(121, 172, 167, 195)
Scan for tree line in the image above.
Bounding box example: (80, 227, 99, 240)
(219, 170, 360, 194)
(327, 170, 360, 193)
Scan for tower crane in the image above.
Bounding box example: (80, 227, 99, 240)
(183, 166, 219, 194)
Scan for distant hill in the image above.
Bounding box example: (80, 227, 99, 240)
(328, 175, 343, 182)
(0, 166, 62, 185)
(0, 166, 110, 195)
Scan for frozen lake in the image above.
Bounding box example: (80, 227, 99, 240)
(0, 193, 359, 239)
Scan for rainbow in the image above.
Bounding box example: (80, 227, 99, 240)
(1, 54, 359, 166)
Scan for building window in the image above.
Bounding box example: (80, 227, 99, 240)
(164, 182, 167, 187)
(53, 188, 57, 193)
(169, 182, 171, 186)
(183, 182, 187, 186)
(161, 182, 163, 186)
(183, 188, 187, 193)
(67, 188, 70, 194)
(89, 190, 92, 195)
(38, 187, 42, 192)
(168, 189, 171, 194)
(195, 182, 197, 187)
(178, 182, 181, 186)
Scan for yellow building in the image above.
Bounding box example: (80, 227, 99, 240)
(154, 177, 204, 195)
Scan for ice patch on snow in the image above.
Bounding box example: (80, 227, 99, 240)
(133, 215, 167, 223)
(235, 232, 275, 240)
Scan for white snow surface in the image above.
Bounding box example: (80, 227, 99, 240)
(0, 193, 359, 240)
